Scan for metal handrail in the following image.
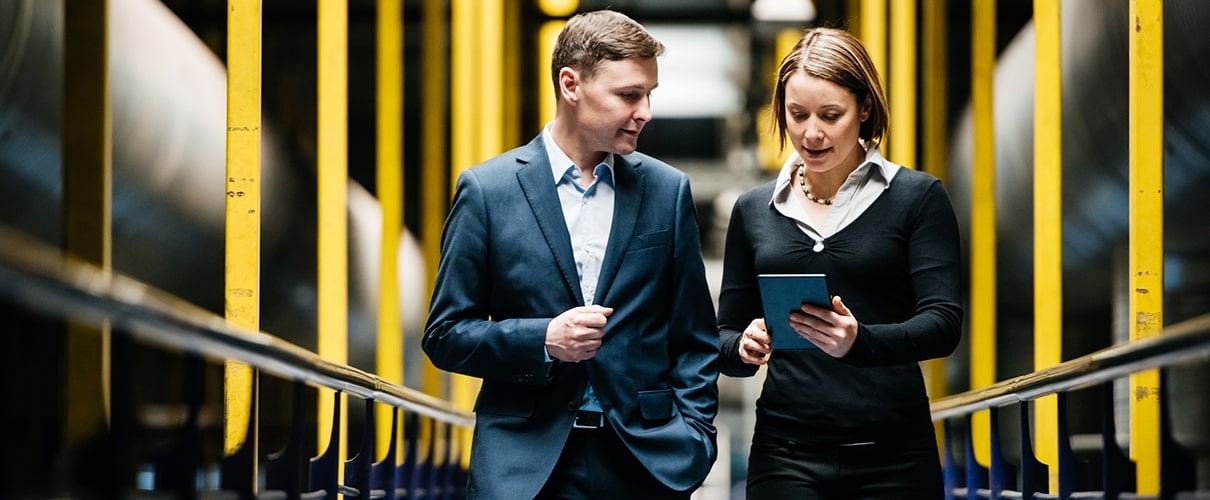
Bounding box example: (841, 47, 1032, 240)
(930, 312, 1210, 420)
(0, 226, 474, 428)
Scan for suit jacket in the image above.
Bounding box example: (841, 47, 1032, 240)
(423, 134, 720, 498)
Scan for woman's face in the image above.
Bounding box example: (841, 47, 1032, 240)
(783, 71, 869, 174)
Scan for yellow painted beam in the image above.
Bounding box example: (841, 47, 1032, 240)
(224, 0, 262, 468)
(420, 0, 449, 462)
(970, 0, 997, 469)
(537, 20, 564, 127)
(454, 0, 505, 467)
(538, 0, 577, 17)
(888, 0, 915, 167)
(860, 0, 887, 153)
(474, 0, 505, 166)
(1032, 0, 1062, 492)
(450, 0, 476, 188)
(846, 0, 862, 34)
(448, 5, 477, 454)
(922, 0, 947, 181)
(376, 0, 404, 463)
(756, 29, 804, 171)
(317, 0, 349, 478)
(921, 0, 948, 456)
(1128, 0, 1164, 494)
(62, 0, 112, 450)
(501, 0, 521, 149)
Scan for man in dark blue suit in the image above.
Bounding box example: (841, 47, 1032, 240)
(423, 9, 719, 499)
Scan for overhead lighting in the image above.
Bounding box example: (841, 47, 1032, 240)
(751, 0, 815, 22)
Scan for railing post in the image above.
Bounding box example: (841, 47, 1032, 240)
(988, 407, 1014, 498)
(1018, 400, 1047, 498)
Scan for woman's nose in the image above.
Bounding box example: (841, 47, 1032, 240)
(804, 121, 823, 140)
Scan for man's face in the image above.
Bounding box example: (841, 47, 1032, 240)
(571, 57, 659, 157)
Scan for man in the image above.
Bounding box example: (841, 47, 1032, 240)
(422, 9, 719, 499)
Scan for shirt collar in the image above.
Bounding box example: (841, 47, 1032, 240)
(542, 121, 614, 185)
(770, 144, 899, 205)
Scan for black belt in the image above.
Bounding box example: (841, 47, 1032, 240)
(572, 410, 605, 429)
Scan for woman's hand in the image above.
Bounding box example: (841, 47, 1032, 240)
(739, 318, 773, 366)
(791, 296, 859, 357)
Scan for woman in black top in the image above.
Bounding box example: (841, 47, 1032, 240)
(718, 27, 963, 498)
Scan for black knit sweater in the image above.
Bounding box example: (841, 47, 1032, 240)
(718, 167, 963, 446)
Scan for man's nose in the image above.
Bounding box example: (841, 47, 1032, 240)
(634, 95, 652, 122)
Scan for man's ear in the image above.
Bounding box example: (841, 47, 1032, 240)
(558, 66, 580, 103)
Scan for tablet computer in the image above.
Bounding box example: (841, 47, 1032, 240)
(757, 274, 832, 350)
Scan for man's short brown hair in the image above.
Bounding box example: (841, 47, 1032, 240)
(550, 10, 664, 91)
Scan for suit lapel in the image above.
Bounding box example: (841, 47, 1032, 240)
(515, 140, 585, 305)
(593, 155, 643, 306)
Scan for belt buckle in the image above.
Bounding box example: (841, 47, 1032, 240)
(572, 411, 604, 429)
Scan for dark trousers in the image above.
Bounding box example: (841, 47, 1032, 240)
(536, 425, 689, 499)
(746, 435, 944, 499)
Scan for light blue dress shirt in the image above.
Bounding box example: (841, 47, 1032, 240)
(542, 123, 614, 413)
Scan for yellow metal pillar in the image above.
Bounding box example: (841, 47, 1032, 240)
(419, 0, 449, 473)
(860, 0, 887, 152)
(420, 0, 447, 399)
(921, 0, 947, 181)
(537, 0, 578, 125)
(757, 30, 806, 171)
(224, 0, 262, 484)
(888, 0, 915, 167)
(376, 0, 405, 463)
(537, 20, 564, 127)
(501, 0, 521, 149)
(1128, 0, 1164, 494)
(1032, 0, 1062, 492)
(317, 0, 349, 480)
(970, 0, 997, 470)
(62, 0, 112, 450)
(451, 0, 505, 467)
(921, 0, 948, 454)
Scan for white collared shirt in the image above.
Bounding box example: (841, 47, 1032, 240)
(770, 145, 901, 251)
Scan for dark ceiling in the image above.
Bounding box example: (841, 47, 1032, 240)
(152, 0, 1032, 234)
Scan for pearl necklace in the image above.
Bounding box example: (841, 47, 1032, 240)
(796, 163, 834, 206)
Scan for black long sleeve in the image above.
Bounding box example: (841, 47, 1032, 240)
(717, 168, 963, 446)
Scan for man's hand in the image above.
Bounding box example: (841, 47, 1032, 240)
(546, 305, 613, 362)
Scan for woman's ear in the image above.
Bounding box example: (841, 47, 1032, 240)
(558, 67, 579, 103)
(860, 94, 872, 122)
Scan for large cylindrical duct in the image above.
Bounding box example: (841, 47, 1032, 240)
(0, 0, 426, 369)
(946, 0, 1210, 486)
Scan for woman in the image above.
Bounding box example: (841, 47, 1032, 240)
(718, 27, 963, 498)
